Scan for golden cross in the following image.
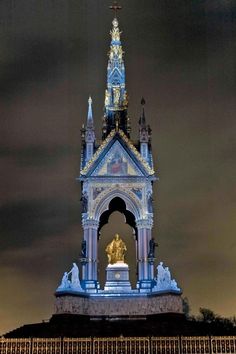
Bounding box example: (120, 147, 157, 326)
(109, 1, 122, 17)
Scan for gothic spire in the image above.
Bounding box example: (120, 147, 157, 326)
(139, 97, 146, 126)
(87, 96, 93, 128)
(139, 98, 151, 157)
(102, 14, 129, 139)
(85, 96, 95, 162)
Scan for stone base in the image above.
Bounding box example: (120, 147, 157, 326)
(81, 280, 99, 293)
(104, 262, 132, 292)
(55, 293, 183, 317)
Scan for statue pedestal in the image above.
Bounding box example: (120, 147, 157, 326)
(104, 262, 132, 292)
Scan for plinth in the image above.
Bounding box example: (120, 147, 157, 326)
(104, 261, 132, 292)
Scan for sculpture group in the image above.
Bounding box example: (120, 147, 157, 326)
(56, 235, 180, 294)
(57, 263, 83, 292)
(153, 261, 180, 292)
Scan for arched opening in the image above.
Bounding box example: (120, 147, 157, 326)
(98, 197, 137, 289)
(98, 197, 137, 237)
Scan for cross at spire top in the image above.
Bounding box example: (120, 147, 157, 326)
(109, 1, 122, 18)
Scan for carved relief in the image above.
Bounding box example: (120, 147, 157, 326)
(55, 294, 183, 316)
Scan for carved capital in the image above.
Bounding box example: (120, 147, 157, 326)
(82, 218, 99, 229)
(136, 217, 153, 229)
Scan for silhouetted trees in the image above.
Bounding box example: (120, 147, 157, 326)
(188, 307, 236, 335)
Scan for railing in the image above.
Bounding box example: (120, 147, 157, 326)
(1, 336, 236, 353)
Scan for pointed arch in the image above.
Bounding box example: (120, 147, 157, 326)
(92, 188, 142, 223)
(98, 197, 137, 236)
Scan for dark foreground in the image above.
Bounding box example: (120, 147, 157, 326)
(4, 313, 236, 338)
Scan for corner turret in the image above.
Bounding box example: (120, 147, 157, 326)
(139, 98, 152, 161)
(85, 96, 95, 163)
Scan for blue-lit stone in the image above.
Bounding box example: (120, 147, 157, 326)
(104, 262, 132, 292)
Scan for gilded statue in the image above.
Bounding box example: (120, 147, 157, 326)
(104, 89, 110, 106)
(105, 233, 127, 264)
(123, 91, 128, 107)
(113, 87, 120, 105)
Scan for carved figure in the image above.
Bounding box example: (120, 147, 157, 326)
(171, 279, 180, 291)
(148, 238, 158, 258)
(113, 87, 120, 105)
(68, 263, 80, 287)
(81, 240, 86, 258)
(58, 272, 70, 289)
(104, 89, 110, 106)
(156, 262, 165, 285)
(123, 91, 128, 106)
(147, 192, 153, 213)
(57, 262, 83, 292)
(81, 192, 88, 213)
(105, 233, 127, 264)
(165, 267, 171, 284)
(154, 262, 181, 292)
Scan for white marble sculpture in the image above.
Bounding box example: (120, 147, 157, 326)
(56, 263, 83, 292)
(57, 272, 70, 290)
(153, 262, 181, 292)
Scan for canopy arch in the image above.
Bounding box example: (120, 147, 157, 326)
(98, 197, 137, 238)
(92, 188, 142, 223)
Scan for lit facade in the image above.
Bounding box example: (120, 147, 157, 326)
(55, 14, 182, 317)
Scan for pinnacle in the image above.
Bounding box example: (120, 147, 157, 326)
(141, 97, 146, 106)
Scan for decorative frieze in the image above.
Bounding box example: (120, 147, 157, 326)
(55, 293, 183, 316)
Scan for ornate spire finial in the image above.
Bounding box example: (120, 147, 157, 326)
(84, 95, 95, 160)
(103, 2, 130, 139)
(139, 97, 146, 126)
(109, 1, 122, 18)
(87, 96, 93, 125)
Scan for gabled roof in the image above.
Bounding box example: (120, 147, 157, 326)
(80, 129, 155, 177)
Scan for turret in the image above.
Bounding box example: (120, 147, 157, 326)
(139, 98, 151, 161)
(85, 96, 95, 162)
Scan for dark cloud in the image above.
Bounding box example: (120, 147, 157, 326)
(0, 144, 75, 167)
(0, 199, 80, 253)
(0, 39, 69, 97)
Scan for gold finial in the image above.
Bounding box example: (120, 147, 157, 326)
(109, 1, 122, 18)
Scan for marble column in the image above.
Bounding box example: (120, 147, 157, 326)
(82, 218, 99, 291)
(136, 217, 153, 291)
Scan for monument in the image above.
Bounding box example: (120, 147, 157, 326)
(54, 6, 183, 319)
(104, 234, 132, 292)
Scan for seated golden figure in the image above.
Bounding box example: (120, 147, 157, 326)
(105, 233, 127, 264)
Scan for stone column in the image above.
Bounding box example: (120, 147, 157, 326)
(82, 218, 99, 292)
(136, 217, 153, 291)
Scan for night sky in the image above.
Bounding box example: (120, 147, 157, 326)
(1, 0, 236, 335)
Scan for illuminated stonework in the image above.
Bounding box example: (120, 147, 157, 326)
(55, 13, 182, 316)
(55, 294, 183, 316)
